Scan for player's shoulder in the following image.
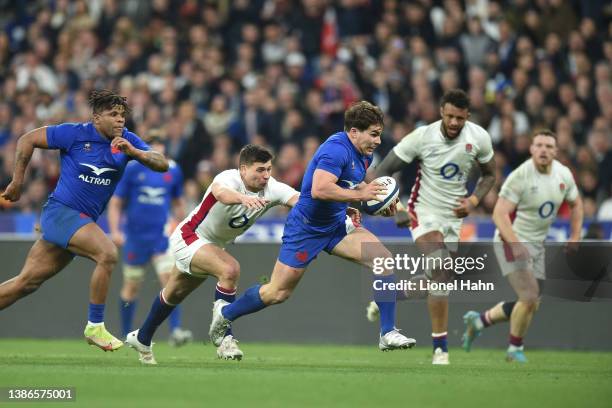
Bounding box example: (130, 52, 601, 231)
(47, 122, 87, 136)
(463, 121, 491, 142)
(320, 132, 351, 154)
(214, 168, 241, 183)
(552, 160, 574, 179)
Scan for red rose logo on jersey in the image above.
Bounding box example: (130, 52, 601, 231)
(465, 143, 473, 153)
(560, 183, 565, 191)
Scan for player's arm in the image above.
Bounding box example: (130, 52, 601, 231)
(311, 169, 386, 202)
(285, 193, 300, 207)
(567, 195, 584, 242)
(111, 137, 169, 172)
(366, 150, 409, 182)
(210, 182, 268, 210)
(492, 197, 530, 260)
(1, 127, 50, 202)
(453, 157, 497, 218)
(107, 196, 125, 246)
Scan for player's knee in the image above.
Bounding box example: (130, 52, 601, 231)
(97, 247, 119, 268)
(519, 295, 539, 312)
(220, 262, 240, 283)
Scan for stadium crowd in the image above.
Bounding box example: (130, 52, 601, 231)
(0, 0, 610, 220)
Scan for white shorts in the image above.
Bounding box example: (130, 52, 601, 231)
(169, 229, 224, 277)
(409, 210, 462, 250)
(493, 241, 545, 280)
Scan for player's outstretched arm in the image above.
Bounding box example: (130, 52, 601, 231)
(312, 169, 386, 202)
(211, 182, 269, 210)
(1, 127, 50, 202)
(111, 137, 169, 172)
(366, 150, 408, 182)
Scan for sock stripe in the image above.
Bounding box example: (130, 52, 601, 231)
(215, 284, 237, 295)
(432, 332, 448, 338)
(160, 290, 176, 306)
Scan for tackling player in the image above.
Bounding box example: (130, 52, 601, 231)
(125, 144, 300, 364)
(0, 89, 168, 351)
(462, 129, 583, 362)
(208, 101, 416, 353)
(108, 132, 193, 346)
(366, 90, 496, 364)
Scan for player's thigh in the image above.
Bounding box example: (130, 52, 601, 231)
(18, 239, 74, 284)
(268, 260, 306, 292)
(189, 244, 240, 279)
(163, 265, 206, 302)
(67, 223, 117, 262)
(331, 227, 391, 268)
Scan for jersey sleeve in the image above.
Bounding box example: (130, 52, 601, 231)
(316, 142, 349, 178)
(171, 162, 184, 199)
(45, 123, 79, 151)
(268, 177, 299, 206)
(563, 168, 579, 203)
(476, 128, 494, 164)
(213, 170, 242, 190)
(124, 130, 150, 154)
(498, 168, 524, 204)
(393, 127, 424, 164)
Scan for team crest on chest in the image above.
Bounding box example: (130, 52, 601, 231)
(559, 183, 565, 191)
(530, 185, 538, 194)
(83, 142, 91, 152)
(465, 143, 472, 153)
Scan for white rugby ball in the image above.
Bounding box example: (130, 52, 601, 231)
(362, 176, 400, 215)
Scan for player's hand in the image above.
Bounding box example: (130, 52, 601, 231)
(1, 180, 22, 202)
(240, 195, 269, 211)
(111, 137, 138, 156)
(452, 197, 477, 218)
(111, 231, 125, 247)
(510, 242, 531, 261)
(357, 181, 387, 202)
(379, 197, 399, 217)
(347, 207, 361, 226)
(564, 238, 580, 255)
(395, 208, 416, 228)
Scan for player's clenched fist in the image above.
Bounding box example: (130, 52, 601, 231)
(111, 137, 137, 156)
(1, 180, 22, 202)
(357, 181, 387, 202)
(240, 195, 269, 210)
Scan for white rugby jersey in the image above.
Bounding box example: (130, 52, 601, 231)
(495, 159, 578, 242)
(178, 169, 298, 245)
(393, 120, 494, 217)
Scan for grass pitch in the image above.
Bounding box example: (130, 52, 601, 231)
(1, 339, 611, 408)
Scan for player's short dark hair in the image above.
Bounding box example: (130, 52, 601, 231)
(531, 128, 557, 141)
(239, 144, 274, 166)
(88, 89, 131, 115)
(440, 89, 470, 110)
(344, 101, 384, 132)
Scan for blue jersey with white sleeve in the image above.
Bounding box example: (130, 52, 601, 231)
(114, 160, 183, 239)
(46, 122, 149, 220)
(292, 131, 372, 233)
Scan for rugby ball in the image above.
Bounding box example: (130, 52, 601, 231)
(362, 176, 400, 215)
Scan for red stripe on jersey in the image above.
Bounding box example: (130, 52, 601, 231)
(180, 193, 218, 245)
(407, 164, 421, 228)
(500, 211, 517, 262)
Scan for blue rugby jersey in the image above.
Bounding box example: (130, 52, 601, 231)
(292, 131, 372, 233)
(113, 160, 183, 239)
(46, 122, 149, 219)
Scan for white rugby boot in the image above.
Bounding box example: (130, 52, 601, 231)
(366, 301, 380, 322)
(209, 300, 231, 347)
(217, 335, 244, 361)
(432, 347, 450, 365)
(378, 328, 416, 351)
(125, 330, 157, 365)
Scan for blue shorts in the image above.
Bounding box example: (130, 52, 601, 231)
(123, 235, 169, 266)
(278, 213, 356, 268)
(40, 198, 94, 249)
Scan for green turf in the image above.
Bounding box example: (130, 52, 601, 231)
(1, 339, 611, 408)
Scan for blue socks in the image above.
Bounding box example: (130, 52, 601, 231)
(137, 291, 176, 346)
(433, 332, 448, 352)
(373, 274, 397, 335)
(215, 284, 236, 335)
(88, 303, 105, 324)
(119, 298, 137, 336)
(222, 284, 266, 321)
